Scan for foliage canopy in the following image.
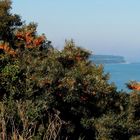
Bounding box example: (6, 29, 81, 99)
(0, 1, 140, 140)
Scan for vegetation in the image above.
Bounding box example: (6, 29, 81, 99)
(0, 0, 140, 139)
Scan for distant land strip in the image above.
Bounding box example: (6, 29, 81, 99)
(90, 55, 126, 64)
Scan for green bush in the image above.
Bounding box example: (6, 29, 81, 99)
(1, 0, 140, 139)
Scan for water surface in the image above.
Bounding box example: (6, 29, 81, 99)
(104, 63, 140, 91)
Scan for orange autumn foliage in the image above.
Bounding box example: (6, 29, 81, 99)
(0, 31, 46, 56)
(16, 31, 45, 49)
(127, 82, 140, 91)
(0, 43, 16, 56)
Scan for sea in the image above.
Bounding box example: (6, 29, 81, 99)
(103, 63, 140, 91)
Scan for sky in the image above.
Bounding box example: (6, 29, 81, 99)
(12, 0, 140, 62)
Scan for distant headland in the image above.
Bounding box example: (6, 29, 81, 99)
(90, 55, 126, 64)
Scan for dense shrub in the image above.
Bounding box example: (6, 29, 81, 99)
(0, 39, 118, 139)
(1, 0, 140, 139)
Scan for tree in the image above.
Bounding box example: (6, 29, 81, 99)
(0, 37, 119, 139)
(1, 1, 140, 139)
(0, 0, 22, 47)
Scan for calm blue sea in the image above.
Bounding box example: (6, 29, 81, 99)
(103, 63, 140, 91)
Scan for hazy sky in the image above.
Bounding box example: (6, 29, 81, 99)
(12, 0, 140, 62)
